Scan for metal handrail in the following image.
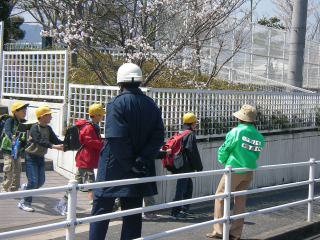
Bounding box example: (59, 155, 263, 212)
(0, 159, 319, 240)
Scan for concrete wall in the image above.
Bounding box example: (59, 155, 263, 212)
(154, 131, 320, 204)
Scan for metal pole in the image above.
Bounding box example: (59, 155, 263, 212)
(306, 40, 310, 88)
(308, 158, 315, 222)
(318, 44, 320, 89)
(282, 31, 287, 83)
(223, 165, 232, 240)
(249, 23, 255, 84)
(0, 21, 4, 98)
(66, 180, 78, 240)
(230, 29, 235, 82)
(287, 0, 308, 88)
(266, 27, 271, 79)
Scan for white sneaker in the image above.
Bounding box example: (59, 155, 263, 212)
(18, 200, 35, 212)
(1, 189, 8, 193)
(53, 203, 67, 216)
(143, 213, 160, 220)
(21, 184, 27, 191)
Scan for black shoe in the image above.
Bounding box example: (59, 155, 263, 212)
(170, 212, 187, 220)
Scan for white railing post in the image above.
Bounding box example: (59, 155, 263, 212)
(308, 158, 316, 222)
(223, 165, 232, 240)
(66, 180, 78, 240)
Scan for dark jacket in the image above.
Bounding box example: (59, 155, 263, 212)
(75, 119, 104, 169)
(176, 124, 203, 174)
(95, 88, 165, 198)
(25, 123, 63, 157)
(1, 116, 27, 154)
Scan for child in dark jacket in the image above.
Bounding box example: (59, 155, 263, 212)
(54, 104, 105, 215)
(1, 102, 29, 193)
(18, 106, 64, 212)
(168, 113, 203, 220)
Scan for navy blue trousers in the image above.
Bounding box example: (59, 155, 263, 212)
(89, 197, 143, 240)
(171, 177, 193, 214)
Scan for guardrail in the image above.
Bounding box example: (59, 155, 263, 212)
(0, 158, 319, 240)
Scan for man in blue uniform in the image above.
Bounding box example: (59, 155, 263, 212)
(89, 63, 165, 240)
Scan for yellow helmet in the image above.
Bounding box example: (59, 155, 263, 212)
(183, 113, 198, 123)
(11, 102, 29, 113)
(89, 104, 106, 116)
(35, 106, 55, 118)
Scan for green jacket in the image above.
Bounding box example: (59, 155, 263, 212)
(218, 124, 265, 173)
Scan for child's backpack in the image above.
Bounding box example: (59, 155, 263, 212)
(0, 114, 13, 144)
(63, 124, 89, 152)
(162, 130, 193, 172)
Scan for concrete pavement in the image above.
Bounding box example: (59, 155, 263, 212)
(1, 171, 320, 239)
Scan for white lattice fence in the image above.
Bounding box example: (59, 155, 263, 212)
(67, 84, 320, 139)
(151, 89, 320, 138)
(1, 50, 68, 102)
(67, 84, 150, 133)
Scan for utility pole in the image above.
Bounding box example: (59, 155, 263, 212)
(0, 21, 3, 98)
(287, 0, 308, 88)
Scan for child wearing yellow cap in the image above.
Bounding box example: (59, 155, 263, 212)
(18, 106, 64, 212)
(1, 102, 29, 193)
(53, 104, 106, 216)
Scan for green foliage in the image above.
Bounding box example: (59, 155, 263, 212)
(315, 108, 320, 127)
(141, 61, 249, 90)
(66, 56, 250, 90)
(0, 0, 10, 21)
(67, 52, 122, 85)
(0, 0, 25, 44)
(3, 16, 26, 44)
(257, 17, 286, 30)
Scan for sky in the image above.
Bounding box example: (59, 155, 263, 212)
(11, 0, 318, 27)
(12, 0, 319, 42)
(13, 0, 276, 24)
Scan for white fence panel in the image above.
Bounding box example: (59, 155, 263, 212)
(148, 88, 320, 139)
(66, 85, 320, 139)
(1, 50, 68, 102)
(67, 84, 150, 133)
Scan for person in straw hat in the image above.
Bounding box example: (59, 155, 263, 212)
(206, 105, 265, 240)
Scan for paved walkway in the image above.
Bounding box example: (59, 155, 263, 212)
(1, 171, 320, 240)
(0, 171, 92, 237)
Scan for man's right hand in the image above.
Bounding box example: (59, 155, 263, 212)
(166, 149, 172, 155)
(132, 157, 146, 174)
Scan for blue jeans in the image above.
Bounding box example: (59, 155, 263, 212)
(171, 177, 193, 214)
(90, 197, 143, 240)
(23, 154, 46, 203)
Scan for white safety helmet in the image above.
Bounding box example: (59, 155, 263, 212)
(117, 63, 142, 84)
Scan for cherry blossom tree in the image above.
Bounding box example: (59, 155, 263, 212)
(270, 0, 319, 30)
(309, 10, 320, 41)
(17, 0, 252, 86)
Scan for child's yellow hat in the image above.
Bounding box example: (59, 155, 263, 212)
(11, 102, 29, 114)
(35, 106, 56, 118)
(89, 104, 106, 116)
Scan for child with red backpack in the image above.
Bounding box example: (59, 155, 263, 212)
(53, 104, 106, 215)
(163, 113, 203, 220)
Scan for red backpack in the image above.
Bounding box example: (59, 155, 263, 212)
(162, 130, 193, 172)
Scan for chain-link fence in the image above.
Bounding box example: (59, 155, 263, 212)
(200, 23, 320, 90)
